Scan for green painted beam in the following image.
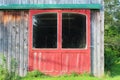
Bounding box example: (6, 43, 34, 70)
(0, 4, 101, 9)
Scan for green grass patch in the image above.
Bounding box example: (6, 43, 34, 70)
(22, 62, 120, 80)
(22, 72, 99, 80)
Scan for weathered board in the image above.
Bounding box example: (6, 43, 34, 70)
(0, 0, 101, 4)
(0, 11, 29, 76)
(91, 6, 104, 77)
(91, 0, 104, 77)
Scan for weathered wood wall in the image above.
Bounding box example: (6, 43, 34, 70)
(0, 0, 101, 4)
(91, 0, 104, 77)
(0, 11, 29, 76)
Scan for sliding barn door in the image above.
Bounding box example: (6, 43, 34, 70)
(29, 10, 90, 75)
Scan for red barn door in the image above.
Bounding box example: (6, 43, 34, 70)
(29, 10, 90, 75)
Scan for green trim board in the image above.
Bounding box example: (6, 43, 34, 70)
(0, 4, 101, 9)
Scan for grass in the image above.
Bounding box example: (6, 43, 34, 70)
(21, 62, 120, 80)
(0, 58, 120, 80)
(22, 73, 99, 80)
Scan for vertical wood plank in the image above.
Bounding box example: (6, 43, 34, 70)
(3, 11, 12, 72)
(15, 11, 20, 74)
(37, 0, 44, 4)
(91, 0, 101, 4)
(18, 11, 21, 75)
(0, 11, 4, 66)
(96, 12, 101, 76)
(3, 12, 9, 63)
(0, 11, 3, 54)
(6, 11, 11, 71)
(8, 11, 15, 73)
(91, 9, 104, 77)
(19, 11, 24, 76)
(23, 11, 28, 76)
(12, 12, 16, 69)
(9, 12, 13, 71)
(100, 0, 104, 76)
(90, 10, 94, 75)
(2, 13, 5, 56)
(91, 10, 97, 76)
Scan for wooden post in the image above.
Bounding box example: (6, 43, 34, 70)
(91, 0, 104, 77)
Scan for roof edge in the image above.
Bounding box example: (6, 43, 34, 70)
(0, 4, 101, 9)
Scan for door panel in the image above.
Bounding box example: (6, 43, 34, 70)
(61, 53, 90, 73)
(29, 10, 90, 75)
(29, 51, 62, 74)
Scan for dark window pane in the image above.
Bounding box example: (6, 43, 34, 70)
(62, 13, 86, 48)
(33, 13, 57, 48)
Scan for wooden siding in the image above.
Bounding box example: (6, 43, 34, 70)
(0, 0, 101, 5)
(91, 1, 104, 76)
(0, 11, 29, 76)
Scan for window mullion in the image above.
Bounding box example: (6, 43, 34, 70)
(57, 11, 62, 49)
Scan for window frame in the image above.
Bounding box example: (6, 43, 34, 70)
(32, 12, 58, 49)
(62, 12, 87, 49)
(29, 10, 90, 51)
